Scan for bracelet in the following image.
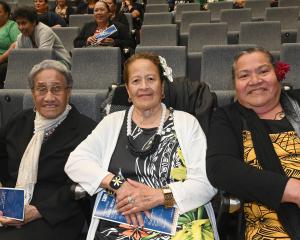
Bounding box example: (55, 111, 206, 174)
(161, 187, 175, 208)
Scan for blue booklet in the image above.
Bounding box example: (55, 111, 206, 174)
(0, 187, 25, 221)
(94, 190, 179, 235)
(95, 24, 118, 42)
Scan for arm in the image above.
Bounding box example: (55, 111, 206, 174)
(206, 107, 288, 210)
(0, 42, 15, 64)
(113, 23, 135, 49)
(73, 23, 94, 48)
(37, 29, 56, 48)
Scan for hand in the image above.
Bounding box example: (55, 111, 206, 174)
(86, 35, 97, 45)
(116, 179, 164, 215)
(0, 205, 41, 228)
(282, 178, 300, 207)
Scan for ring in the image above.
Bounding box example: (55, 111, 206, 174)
(127, 195, 135, 204)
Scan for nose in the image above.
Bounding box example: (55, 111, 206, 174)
(140, 79, 149, 89)
(44, 90, 55, 101)
(249, 73, 261, 85)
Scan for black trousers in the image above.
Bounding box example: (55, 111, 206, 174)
(0, 61, 8, 89)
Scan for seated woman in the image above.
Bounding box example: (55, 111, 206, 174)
(51, 0, 75, 25)
(13, 6, 71, 69)
(35, 0, 67, 27)
(65, 52, 219, 240)
(73, 1, 134, 55)
(0, 59, 97, 240)
(206, 47, 300, 239)
(0, 1, 20, 88)
(77, 0, 98, 14)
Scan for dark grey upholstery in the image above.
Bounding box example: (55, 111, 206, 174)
(244, 0, 271, 21)
(187, 22, 228, 81)
(23, 90, 108, 122)
(179, 11, 211, 46)
(139, 24, 178, 46)
(147, 0, 167, 4)
(207, 1, 233, 22)
(145, 4, 169, 13)
(5, 49, 53, 89)
(279, 0, 300, 7)
(174, 3, 201, 23)
(17, 0, 34, 6)
(53, 27, 80, 53)
(201, 44, 256, 90)
(71, 48, 121, 89)
(124, 13, 133, 32)
(0, 89, 29, 127)
(239, 21, 281, 58)
(214, 90, 235, 107)
(143, 12, 173, 25)
(69, 14, 94, 29)
(220, 8, 252, 44)
(135, 46, 187, 78)
(297, 22, 300, 42)
(265, 7, 299, 43)
(280, 43, 300, 88)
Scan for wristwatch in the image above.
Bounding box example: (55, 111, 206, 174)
(161, 187, 175, 208)
(109, 175, 125, 191)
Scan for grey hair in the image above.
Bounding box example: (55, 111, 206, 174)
(28, 60, 73, 89)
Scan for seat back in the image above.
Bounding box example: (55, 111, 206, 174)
(124, 13, 133, 32)
(207, 1, 233, 22)
(5, 49, 53, 89)
(145, 4, 169, 12)
(180, 11, 211, 34)
(143, 12, 173, 25)
(220, 8, 252, 32)
(245, 0, 271, 20)
(135, 46, 187, 78)
(147, 0, 167, 4)
(23, 90, 108, 122)
(71, 48, 122, 89)
(188, 22, 228, 53)
(175, 3, 201, 23)
(265, 6, 299, 30)
(140, 24, 178, 46)
(213, 90, 235, 107)
(239, 21, 281, 52)
(280, 43, 300, 88)
(52, 27, 80, 53)
(69, 14, 94, 29)
(279, 0, 300, 7)
(201, 44, 256, 90)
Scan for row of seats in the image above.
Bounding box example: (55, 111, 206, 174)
(5, 43, 300, 90)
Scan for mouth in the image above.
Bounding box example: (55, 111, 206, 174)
(248, 88, 266, 95)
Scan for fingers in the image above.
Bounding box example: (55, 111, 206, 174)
(0, 216, 23, 227)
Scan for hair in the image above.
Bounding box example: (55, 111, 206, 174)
(13, 6, 39, 23)
(123, 52, 166, 84)
(95, 1, 110, 11)
(232, 47, 275, 81)
(0, 1, 11, 16)
(28, 60, 73, 89)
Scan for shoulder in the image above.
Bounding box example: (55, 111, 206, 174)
(68, 106, 97, 130)
(2, 109, 34, 131)
(173, 110, 198, 123)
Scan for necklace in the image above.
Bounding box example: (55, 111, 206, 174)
(274, 110, 285, 120)
(126, 103, 167, 158)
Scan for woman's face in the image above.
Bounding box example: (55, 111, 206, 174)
(0, 4, 9, 27)
(126, 58, 163, 112)
(94, 2, 111, 24)
(32, 69, 71, 119)
(234, 51, 281, 112)
(15, 18, 36, 37)
(35, 0, 48, 13)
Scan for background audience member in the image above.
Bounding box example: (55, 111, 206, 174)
(77, 0, 98, 14)
(65, 52, 218, 240)
(0, 59, 97, 240)
(52, 0, 75, 25)
(207, 47, 300, 239)
(13, 6, 71, 69)
(0, 0, 20, 88)
(35, 0, 67, 27)
(73, 1, 134, 59)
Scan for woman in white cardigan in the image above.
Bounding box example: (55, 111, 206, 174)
(65, 53, 219, 240)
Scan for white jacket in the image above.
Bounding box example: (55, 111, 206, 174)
(65, 110, 219, 240)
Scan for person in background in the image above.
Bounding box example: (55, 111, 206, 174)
(233, 0, 245, 9)
(65, 52, 219, 240)
(0, 59, 97, 240)
(35, 0, 67, 27)
(77, 0, 98, 14)
(206, 47, 300, 239)
(0, 0, 20, 88)
(13, 6, 71, 69)
(52, 0, 75, 25)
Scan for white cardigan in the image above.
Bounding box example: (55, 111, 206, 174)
(65, 110, 219, 240)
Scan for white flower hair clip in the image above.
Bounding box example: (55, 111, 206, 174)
(159, 56, 173, 82)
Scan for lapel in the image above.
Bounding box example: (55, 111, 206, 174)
(39, 107, 79, 161)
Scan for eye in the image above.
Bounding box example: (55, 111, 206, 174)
(259, 67, 270, 75)
(36, 86, 47, 94)
(51, 85, 64, 94)
(238, 73, 249, 80)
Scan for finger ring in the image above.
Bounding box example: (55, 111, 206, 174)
(127, 195, 135, 204)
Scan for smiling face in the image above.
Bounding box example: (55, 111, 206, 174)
(93, 1, 111, 24)
(15, 17, 36, 37)
(32, 69, 70, 119)
(234, 51, 281, 114)
(0, 3, 9, 27)
(126, 58, 163, 112)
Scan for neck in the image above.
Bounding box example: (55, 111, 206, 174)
(132, 104, 163, 128)
(0, 19, 7, 28)
(255, 102, 283, 120)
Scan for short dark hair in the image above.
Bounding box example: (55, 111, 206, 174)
(0, 1, 11, 15)
(13, 6, 39, 24)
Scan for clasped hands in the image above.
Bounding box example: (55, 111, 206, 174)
(0, 205, 41, 228)
(115, 179, 164, 228)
